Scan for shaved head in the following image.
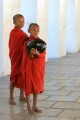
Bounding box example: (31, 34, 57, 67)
(28, 23, 39, 30)
(13, 14, 24, 23)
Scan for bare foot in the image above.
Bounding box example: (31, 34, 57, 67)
(28, 108, 35, 115)
(33, 107, 42, 113)
(9, 98, 16, 105)
(19, 97, 26, 101)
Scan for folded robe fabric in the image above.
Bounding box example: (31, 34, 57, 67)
(9, 26, 28, 88)
(22, 36, 46, 95)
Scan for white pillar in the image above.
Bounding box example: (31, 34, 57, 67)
(58, 0, 67, 57)
(66, 0, 80, 53)
(48, 0, 67, 58)
(21, 0, 37, 34)
(78, 0, 80, 49)
(21, 0, 48, 60)
(0, 0, 3, 76)
(2, 0, 21, 76)
(37, 0, 48, 60)
(75, 0, 80, 51)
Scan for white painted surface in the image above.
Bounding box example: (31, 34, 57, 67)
(58, 0, 67, 57)
(37, 0, 48, 60)
(48, 0, 60, 58)
(48, 0, 67, 58)
(75, 0, 80, 51)
(1, 0, 80, 76)
(66, 0, 80, 53)
(21, 0, 48, 60)
(2, 0, 21, 76)
(0, 0, 3, 76)
(21, 0, 37, 34)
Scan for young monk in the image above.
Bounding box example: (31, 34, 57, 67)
(22, 23, 46, 114)
(9, 14, 28, 105)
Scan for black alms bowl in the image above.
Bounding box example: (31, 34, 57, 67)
(26, 39, 47, 53)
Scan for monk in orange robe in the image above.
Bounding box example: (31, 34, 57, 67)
(9, 14, 28, 105)
(22, 23, 46, 114)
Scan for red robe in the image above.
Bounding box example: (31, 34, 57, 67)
(22, 36, 46, 95)
(9, 26, 28, 88)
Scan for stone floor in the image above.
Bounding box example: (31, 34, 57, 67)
(1, 52, 80, 120)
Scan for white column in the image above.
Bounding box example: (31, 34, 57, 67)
(2, 0, 21, 76)
(21, 0, 48, 60)
(0, 0, 3, 76)
(75, 0, 80, 51)
(66, 0, 80, 53)
(48, 0, 67, 58)
(37, 0, 48, 60)
(21, 0, 37, 34)
(78, 0, 80, 49)
(58, 0, 67, 57)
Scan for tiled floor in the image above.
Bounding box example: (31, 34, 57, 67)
(1, 52, 80, 120)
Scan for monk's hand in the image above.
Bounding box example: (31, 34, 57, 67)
(30, 48, 36, 58)
(30, 48, 36, 54)
(35, 49, 40, 57)
(30, 48, 40, 58)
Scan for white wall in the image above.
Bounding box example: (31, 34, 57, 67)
(37, 0, 48, 60)
(21, 0, 48, 60)
(48, 0, 60, 58)
(0, 0, 3, 76)
(21, 0, 37, 35)
(48, 0, 67, 58)
(66, 0, 75, 52)
(1, 0, 48, 76)
(1, 0, 80, 76)
(75, 0, 80, 51)
(58, 0, 67, 57)
(66, 0, 80, 53)
(2, 0, 21, 76)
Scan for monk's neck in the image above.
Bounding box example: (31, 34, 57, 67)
(30, 35, 38, 40)
(14, 26, 22, 30)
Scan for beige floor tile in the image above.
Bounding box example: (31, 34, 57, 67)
(69, 92, 80, 97)
(43, 90, 71, 96)
(0, 106, 24, 114)
(59, 110, 80, 117)
(0, 88, 9, 94)
(1, 52, 80, 120)
(44, 81, 59, 86)
(56, 82, 80, 87)
(76, 118, 80, 120)
(0, 114, 36, 120)
(36, 117, 74, 120)
(61, 86, 80, 92)
(47, 95, 78, 102)
(76, 97, 80, 102)
(44, 85, 63, 90)
(0, 93, 18, 99)
(52, 102, 80, 109)
(38, 108, 62, 116)
(27, 94, 49, 101)
(37, 101, 56, 108)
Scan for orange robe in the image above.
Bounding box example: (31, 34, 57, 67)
(9, 26, 28, 88)
(22, 36, 46, 95)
